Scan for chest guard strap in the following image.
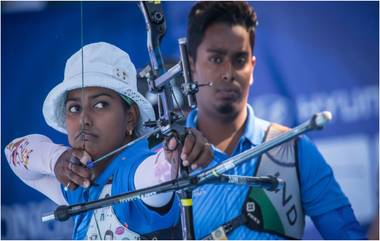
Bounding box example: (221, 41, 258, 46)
(201, 123, 305, 240)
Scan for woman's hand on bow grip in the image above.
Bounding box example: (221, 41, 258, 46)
(181, 128, 214, 170)
(54, 149, 93, 190)
(164, 128, 214, 178)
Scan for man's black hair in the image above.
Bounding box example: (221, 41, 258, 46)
(187, 1, 258, 62)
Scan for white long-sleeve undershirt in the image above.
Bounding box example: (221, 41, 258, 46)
(4, 134, 174, 207)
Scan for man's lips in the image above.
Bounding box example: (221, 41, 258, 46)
(215, 88, 239, 99)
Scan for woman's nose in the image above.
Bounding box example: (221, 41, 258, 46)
(80, 109, 93, 128)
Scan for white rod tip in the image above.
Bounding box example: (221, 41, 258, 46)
(315, 111, 333, 127)
(41, 213, 55, 222)
(321, 111, 333, 122)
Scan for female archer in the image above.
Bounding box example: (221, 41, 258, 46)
(5, 42, 213, 239)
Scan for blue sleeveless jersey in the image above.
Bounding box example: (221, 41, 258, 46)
(186, 105, 352, 239)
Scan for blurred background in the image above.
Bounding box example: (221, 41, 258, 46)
(1, 1, 378, 239)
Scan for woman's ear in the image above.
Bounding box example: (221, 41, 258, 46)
(126, 104, 139, 136)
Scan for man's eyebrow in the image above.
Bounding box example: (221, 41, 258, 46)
(206, 48, 249, 56)
(206, 48, 228, 55)
(235, 51, 249, 56)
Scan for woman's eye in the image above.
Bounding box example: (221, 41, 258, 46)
(94, 101, 108, 109)
(68, 105, 80, 113)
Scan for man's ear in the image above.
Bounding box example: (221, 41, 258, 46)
(249, 56, 257, 86)
(189, 55, 196, 74)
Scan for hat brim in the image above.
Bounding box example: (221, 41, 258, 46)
(42, 73, 156, 136)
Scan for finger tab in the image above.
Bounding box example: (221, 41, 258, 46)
(166, 136, 178, 151)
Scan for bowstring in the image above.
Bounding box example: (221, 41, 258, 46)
(80, 1, 86, 151)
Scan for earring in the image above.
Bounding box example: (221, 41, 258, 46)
(127, 129, 132, 136)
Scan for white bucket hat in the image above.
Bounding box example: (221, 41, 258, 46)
(43, 42, 155, 137)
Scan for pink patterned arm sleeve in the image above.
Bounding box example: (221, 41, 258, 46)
(4, 134, 68, 205)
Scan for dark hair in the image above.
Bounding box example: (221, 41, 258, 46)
(187, 1, 258, 62)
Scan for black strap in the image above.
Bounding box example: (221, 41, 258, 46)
(142, 220, 182, 240)
(201, 215, 246, 240)
(200, 124, 279, 240)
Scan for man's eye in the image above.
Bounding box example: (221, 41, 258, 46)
(94, 101, 108, 109)
(210, 56, 222, 64)
(236, 57, 247, 67)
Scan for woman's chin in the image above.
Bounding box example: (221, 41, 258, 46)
(84, 148, 103, 161)
(85, 143, 125, 163)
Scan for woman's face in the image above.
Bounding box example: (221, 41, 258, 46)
(65, 87, 137, 160)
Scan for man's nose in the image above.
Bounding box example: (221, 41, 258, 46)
(221, 61, 235, 82)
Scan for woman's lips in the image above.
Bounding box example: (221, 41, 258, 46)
(76, 131, 98, 141)
(79, 134, 97, 141)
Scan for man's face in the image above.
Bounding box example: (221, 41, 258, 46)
(65, 87, 133, 160)
(191, 23, 256, 120)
